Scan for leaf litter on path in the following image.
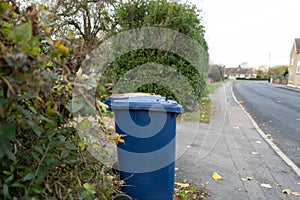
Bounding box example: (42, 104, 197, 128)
(240, 177, 253, 182)
(211, 172, 222, 180)
(260, 183, 272, 189)
(251, 151, 259, 155)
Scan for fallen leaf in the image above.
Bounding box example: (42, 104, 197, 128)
(251, 151, 259, 155)
(266, 133, 272, 138)
(241, 177, 253, 182)
(192, 194, 198, 199)
(261, 183, 272, 189)
(212, 172, 222, 180)
(239, 100, 244, 104)
(174, 182, 190, 188)
(282, 189, 291, 195)
(292, 191, 300, 196)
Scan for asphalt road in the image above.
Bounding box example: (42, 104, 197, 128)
(232, 81, 300, 167)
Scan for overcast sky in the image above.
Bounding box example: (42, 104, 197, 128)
(189, 0, 300, 68)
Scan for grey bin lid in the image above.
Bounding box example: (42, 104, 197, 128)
(105, 95, 183, 113)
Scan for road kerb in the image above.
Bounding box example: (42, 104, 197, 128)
(230, 84, 300, 177)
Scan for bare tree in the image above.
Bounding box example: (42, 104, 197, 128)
(208, 65, 224, 82)
(22, 0, 115, 51)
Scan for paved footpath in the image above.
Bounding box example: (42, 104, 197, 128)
(175, 81, 300, 200)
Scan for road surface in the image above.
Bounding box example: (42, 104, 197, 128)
(233, 81, 300, 167)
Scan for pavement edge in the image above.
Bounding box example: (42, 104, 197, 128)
(230, 83, 300, 177)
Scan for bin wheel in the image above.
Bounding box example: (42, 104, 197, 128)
(112, 193, 132, 200)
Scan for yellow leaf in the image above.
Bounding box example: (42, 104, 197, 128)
(241, 176, 253, 182)
(55, 40, 69, 55)
(174, 182, 190, 188)
(118, 138, 125, 143)
(78, 141, 85, 151)
(68, 29, 75, 40)
(109, 133, 125, 144)
(282, 189, 291, 195)
(266, 133, 272, 138)
(46, 61, 53, 67)
(212, 172, 222, 180)
(188, 189, 194, 193)
(45, 27, 51, 34)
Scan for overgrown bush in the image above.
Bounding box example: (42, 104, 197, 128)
(0, 1, 118, 199)
(108, 0, 209, 111)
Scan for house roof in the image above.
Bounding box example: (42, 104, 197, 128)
(294, 38, 300, 54)
(224, 67, 253, 75)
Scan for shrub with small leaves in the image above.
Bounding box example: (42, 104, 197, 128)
(109, 0, 209, 111)
(0, 1, 118, 199)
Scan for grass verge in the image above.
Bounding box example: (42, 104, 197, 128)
(181, 98, 212, 123)
(203, 81, 224, 96)
(182, 81, 224, 123)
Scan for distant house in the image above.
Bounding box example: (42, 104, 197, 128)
(224, 66, 257, 80)
(288, 38, 300, 88)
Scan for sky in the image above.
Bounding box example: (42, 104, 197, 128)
(189, 0, 300, 68)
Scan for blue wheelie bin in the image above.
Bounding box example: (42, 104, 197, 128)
(105, 94, 183, 200)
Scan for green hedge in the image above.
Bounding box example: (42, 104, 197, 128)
(109, 0, 209, 111)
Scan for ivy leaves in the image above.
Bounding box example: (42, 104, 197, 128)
(9, 22, 32, 45)
(0, 124, 16, 161)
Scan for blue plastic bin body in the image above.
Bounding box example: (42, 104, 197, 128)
(105, 95, 183, 200)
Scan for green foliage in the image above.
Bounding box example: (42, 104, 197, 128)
(109, 0, 209, 111)
(270, 65, 288, 78)
(112, 0, 207, 49)
(182, 81, 223, 123)
(203, 81, 224, 97)
(0, 2, 118, 199)
(182, 97, 212, 123)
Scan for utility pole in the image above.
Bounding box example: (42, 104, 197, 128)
(268, 53, 271, 83)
